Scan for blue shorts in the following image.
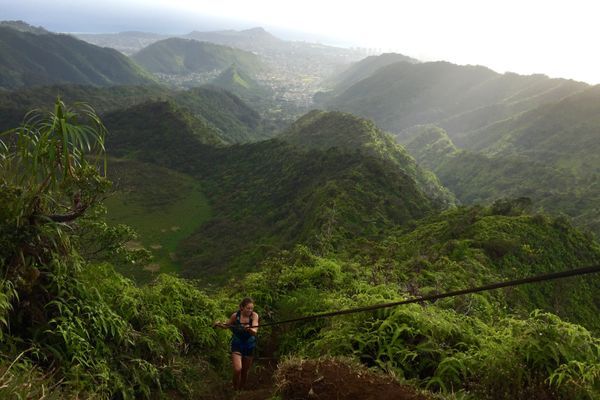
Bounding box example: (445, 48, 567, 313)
(231, 340, 255, 357)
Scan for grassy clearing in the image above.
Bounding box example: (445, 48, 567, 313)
(104, 158, 211, 282)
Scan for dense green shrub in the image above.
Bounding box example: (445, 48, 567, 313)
(239, 242, 599, 400)
(0, 99, 229, 398)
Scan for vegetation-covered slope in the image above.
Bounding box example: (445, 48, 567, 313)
(282, 110, 455, 208)
(185, 27, 283, 52)
(103, 100, 224, 152)
(404, 125, 600, 236)
(0, 84, 271, 143)
(104, 158, 211, 282)
(316, 52, 418, 100)
(460, 85, 600, 175)
(2, 99, 599, 400)
(0, 19, 49, 34)
(132, 37, 264, 75)
(324, 60, 586, 137)
(240, 205, 600, 399)
(0, 100, 232, 399)
(104, 127, 436, 280)
(172, 86, 272, 143)
(0, 26, 155, 89)
(178, 140, 437, 280)
(97, 107, 441, 279)
(210, 65, 274, 108)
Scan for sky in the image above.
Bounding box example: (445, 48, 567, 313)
(2, 0, 600, 84)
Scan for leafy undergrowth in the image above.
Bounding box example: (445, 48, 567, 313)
(0, 357, 65, 400)
(237, 218, 600, 400)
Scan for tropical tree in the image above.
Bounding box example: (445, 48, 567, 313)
(0, 98, 116, 395)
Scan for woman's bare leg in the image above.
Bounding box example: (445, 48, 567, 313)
(241, 356, 254, 389)
(232, 352, 242, 390)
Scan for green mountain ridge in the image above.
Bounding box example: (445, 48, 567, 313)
(282, 110, 456, 208)
(404, 125, 600, 236)
(316, 52, 419, 102)
(0, 20, 49, 34)
(98, 107, 442, 280)
(0, 84, 270, 144)
(208, 65, 279, 117)
(324, 60, 587, 137)
(172, 86, 271, 143)
(178, 139, 439, 280)
(460, 84, 600, 175)
(132, 37, 264, 76)
(0, 26, 155, 89)
(103, 100, 224, 155)
(213, 65, 252, 89)
(210, 64, 272, 102)
(186, 26, 282, 49)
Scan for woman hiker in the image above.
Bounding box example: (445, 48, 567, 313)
(213, 297, 259, 390)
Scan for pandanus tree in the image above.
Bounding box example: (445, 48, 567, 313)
(0, 98, 111, 365)
(0, 98, 224, 398)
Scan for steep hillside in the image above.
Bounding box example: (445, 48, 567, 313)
(404, 125, 600, 235)
(177, 140, 438, 280)
(238, 206, 600, 398)
(460, 85, 600, 175)
(132, 37, 264, 76)
(75, 31, 168, 55)
(0, 84, 270, 143)
(282, 110, 455, 208)
(317, 52, 418, 98)
(186, 27, 283, 52)
(324, 61, 586, 137)
(104, 158, 211, 282)
(402, 124, 458, 170)
(212, 65, 258, 92)
(0, 20, 49, 34)
(99, 107, 441, 281)
(172, 86, 272, 143)
(103, 100, 224, 156)
(0, 26, 155, 89)
(378, 206, 600, 329)
(210, 65, 273, 106)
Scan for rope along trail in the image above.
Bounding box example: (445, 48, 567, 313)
(227, 264, 600, 329)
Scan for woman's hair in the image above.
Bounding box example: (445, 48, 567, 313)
(239, 297, 254, 309)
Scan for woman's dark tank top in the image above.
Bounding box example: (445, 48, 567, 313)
(231, 310, 256, 344)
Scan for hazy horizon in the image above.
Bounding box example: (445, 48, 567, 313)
(2, 0, 599, 84)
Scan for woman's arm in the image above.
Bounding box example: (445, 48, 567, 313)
(213, 313, 237, 329)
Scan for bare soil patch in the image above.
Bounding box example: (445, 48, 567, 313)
(273, 357, 431, 400)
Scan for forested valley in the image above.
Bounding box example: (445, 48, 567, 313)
(1, 19, 599, 400)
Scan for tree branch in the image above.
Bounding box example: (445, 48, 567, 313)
(46, 204, 88, 222)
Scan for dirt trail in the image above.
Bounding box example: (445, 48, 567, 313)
(225, 329, 430, 400)
(236, 357, 431, 400)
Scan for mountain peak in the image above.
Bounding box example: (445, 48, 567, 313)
(132, 37, 263, 75)
(241, 26, 280, 41)
(283, 110, 379, 151)
(243, 27, 268, 34)
(213, 64, 251, 89)
(283, 110, 456, 207)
